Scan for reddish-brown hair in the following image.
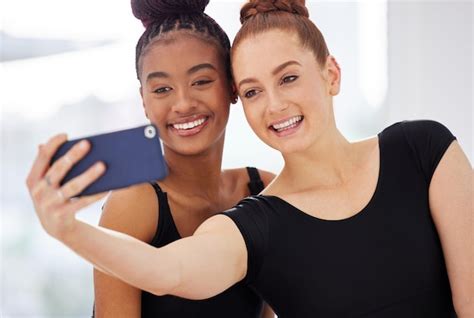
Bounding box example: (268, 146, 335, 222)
(232, 0, 329, 66)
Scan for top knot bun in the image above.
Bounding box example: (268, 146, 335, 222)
(132, 0, 210, 28)
(240, 0, 309, 24)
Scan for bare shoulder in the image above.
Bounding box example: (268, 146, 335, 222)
(226, 167, 276, 189)
(350, 136, 380, 170)
(100, 182, 159, 243)
(257, 169, 276, 187)
(353, 135, 379, 155)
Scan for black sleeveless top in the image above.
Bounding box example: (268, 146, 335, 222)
(141, 167, 265, 318)
(222, 121, 457, 318)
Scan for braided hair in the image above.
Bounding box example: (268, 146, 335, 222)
(131, 0, 231, 80)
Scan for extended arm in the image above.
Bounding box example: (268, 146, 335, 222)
(26, 134, 248, 301)
(64, 214, 246, 299)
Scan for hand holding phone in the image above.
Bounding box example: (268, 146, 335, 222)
(51, 125, 168, 196)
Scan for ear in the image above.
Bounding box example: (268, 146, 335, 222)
(325, 55, 341, 96)
(230, 82, 238, 104)
(139, 86, 149, 119)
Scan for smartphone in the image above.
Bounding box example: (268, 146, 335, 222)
(51, 124, 168, 196)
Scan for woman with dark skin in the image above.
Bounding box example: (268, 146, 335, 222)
(27, 0, 472, 317)
(30, 1, 275, 317)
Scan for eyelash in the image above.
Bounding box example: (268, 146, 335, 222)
(192, 79, 214, 86)
(244, 89, 259, 99)
(280, 75, 298, 85)
(153, 79, 214, 95)
(154, 87, 172, 94)
(243, 75, 299, 99)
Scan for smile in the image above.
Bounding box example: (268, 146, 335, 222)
(270, 115, 303, 132)
(172, 117, 207, 130)
(168, 115, 210, 137)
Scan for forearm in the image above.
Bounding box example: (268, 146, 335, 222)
(61, 220, 180, 295)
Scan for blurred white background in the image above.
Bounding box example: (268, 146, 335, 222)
(1, 0, 472, 316)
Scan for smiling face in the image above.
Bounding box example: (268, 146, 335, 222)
(139, 33, 233, 156)
(232, 29, 341, 155)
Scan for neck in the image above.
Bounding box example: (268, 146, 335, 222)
(280, 126, 356, 190)
(161, 136, 225, 199)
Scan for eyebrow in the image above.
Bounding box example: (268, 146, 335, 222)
(146, 71, 169, 82)
(237, 60, 302, 90)
(146, 63, 217, 83)
(187, 63, 217, 75)
(272, 60, 301, 76)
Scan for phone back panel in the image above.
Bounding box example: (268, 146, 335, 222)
(51, 125, 167, 196)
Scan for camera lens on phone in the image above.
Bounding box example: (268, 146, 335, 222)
(144, 125, 156, 139)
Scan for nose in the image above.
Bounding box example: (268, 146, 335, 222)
(172, 88, 197, 114)
(267, 89, 288, 114)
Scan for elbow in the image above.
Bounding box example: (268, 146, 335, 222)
(145, 272, 181, 297)
(143, 282, 176, 296)
(147, 288, 168, 297)
(145, 256, 182, 297)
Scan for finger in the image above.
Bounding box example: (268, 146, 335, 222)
(30, 177, 50, 202)
(46, 139, 91, 187)
(41, 161, 105, 208)
(26, 134, 67, 190)
(61, 162, 106, 199)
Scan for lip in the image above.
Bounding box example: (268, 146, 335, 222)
(169, 114, 209, 125)
(168, 115, 210, 137)
(268, 116, 304, 138)
(268, 115, 303, 128)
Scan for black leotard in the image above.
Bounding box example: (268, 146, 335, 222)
(222, 121, 457, 318)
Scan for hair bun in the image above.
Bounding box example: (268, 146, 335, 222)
(240, 0, 309, 24)
(132, 0, 210, 28)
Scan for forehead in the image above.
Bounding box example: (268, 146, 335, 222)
(141, 33, 223, 75)
(232, 30, 310, 79)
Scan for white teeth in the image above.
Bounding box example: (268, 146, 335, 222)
(272, 116, 302, 131)
(173, 118, 206, 130)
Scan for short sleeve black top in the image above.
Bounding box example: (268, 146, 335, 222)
(222, 121, 457, 318)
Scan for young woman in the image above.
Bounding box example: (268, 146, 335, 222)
(27, 0, 472, 317)
(28, 1, 275, 317)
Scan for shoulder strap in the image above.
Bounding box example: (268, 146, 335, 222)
(148, 182, 179, 245)
(246, 167, 265, 195)
(150, 181, 164, 194)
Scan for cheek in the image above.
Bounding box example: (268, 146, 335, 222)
(295, 82, 326, 113)
(242, 103, 265, 133)
(206, 85, 231, 115)
(143, 99, 168, 123)
(213, 80, 232, 101)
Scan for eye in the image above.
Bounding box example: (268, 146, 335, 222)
(154, 86, 172, 94)
(243, 89, 259, 99)
(280, 75, 298, 85)
(192, 79, 214, 86)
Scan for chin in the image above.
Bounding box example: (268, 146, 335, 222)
(270, 139, 312, 156)
(173, 144, 210, 156)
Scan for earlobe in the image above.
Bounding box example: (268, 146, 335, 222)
(230, 83, 239, 104)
